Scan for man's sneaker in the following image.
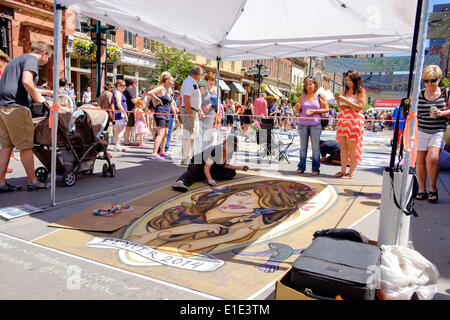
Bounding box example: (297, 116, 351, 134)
(172, 180, 188, 192)
(27, 181, 50, 191)
(0, 183, 22, 192)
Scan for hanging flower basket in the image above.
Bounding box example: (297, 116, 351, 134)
(73, 40, 122, 64)
(106, 45, 122, 64)
(72, 39, 96, 61)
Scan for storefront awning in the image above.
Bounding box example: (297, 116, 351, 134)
(265, 86, 278, 98)
(219, 80, 230, 91)
(269, 85, 287, 99)
(230, 82, 246, 94)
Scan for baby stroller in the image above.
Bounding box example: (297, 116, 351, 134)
(32, 97, 115, 187)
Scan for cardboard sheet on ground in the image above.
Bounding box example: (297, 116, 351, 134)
(49, 202, 150, 232)
(36, 175, 381, 299)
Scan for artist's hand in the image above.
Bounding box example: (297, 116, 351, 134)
(208, 179, 217, 186)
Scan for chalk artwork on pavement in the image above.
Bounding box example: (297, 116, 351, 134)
(86, 177, 336, 271)
(233, 242, 304, 273)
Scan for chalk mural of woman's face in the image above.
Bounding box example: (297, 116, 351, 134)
(217, 190, 259, 215)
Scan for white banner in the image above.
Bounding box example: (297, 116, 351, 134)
(85, 237, 224, 272)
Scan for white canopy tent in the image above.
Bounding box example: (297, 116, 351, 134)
(58, 0, 417, 60)
(50, 0, 430, 247)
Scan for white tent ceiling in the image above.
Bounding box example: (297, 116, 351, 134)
(57, 0, 418, 60)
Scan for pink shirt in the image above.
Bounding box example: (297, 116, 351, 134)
(254, 97, 267, 116)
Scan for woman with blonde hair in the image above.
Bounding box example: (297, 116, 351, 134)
(415, 65, 450, 203)
(147, 72, 178, 160)
(112, 79, 128, 152)
(334, 70, 367, 179)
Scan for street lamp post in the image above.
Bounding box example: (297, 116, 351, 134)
(247, 59, 269, 98)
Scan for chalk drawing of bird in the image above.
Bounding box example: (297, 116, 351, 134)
(233, 243, 303, 273)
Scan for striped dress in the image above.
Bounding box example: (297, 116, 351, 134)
(336, 97, 364, 165)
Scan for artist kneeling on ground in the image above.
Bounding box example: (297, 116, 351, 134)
(172, 136, 249, 192)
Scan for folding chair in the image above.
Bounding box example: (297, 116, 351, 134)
(278, 132, 295, 163)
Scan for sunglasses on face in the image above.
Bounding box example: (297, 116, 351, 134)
(424, 79, 438, 84)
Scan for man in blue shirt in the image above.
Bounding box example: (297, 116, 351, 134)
(392, 105, 406, 144)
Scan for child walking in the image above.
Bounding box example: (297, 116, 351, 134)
(133, 99, 150, 147)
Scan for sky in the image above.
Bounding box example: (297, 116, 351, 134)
(385, 0, 448, 58)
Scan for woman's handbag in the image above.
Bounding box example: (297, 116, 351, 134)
(319, 94, 329, 128)
(321, 115, 329, 129)
(444, 88, 450, 146)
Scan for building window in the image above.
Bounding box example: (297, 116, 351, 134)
(231, 61, 235, 72)
(106, 25, 115, 42)
(124, 31, 136, 47)
(206, 58, 211, 66)
(0, 17, 11, 57)
(75, 14, 91, 35)
(144, 38, 153, 51)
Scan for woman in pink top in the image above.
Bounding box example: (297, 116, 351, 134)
(295, 76, 328, 175)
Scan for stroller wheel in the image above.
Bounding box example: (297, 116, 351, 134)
(109, 164, 116, 177)
(35, 167, 49, 183)
(102, 163, 108, 177)
(63, 171, 77, 187)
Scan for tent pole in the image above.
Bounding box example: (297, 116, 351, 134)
(216, 57, 222, 144)
(50, 2, 63, 206)
(395, 0, 431, 246)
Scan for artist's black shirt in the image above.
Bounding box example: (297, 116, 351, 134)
(321, 140, 341, 157)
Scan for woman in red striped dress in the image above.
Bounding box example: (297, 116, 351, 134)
(334, 70, 367, 179)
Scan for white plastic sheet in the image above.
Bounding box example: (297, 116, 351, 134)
(379, 245, 439, 300)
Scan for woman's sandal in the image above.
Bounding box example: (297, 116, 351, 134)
(428, 190, 438, 203)
(333, 172, 346, 178)
(342, 173, 354, 179)
(415, 192, 428, 201)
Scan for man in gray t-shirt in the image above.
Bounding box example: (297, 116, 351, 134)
(0, 54, 39, 107)
(0, 41, 53, 192)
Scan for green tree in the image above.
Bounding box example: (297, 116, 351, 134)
(150, 44, 195, 85)
(440, 76, 450, 88)
(289, 83, 303, 105)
